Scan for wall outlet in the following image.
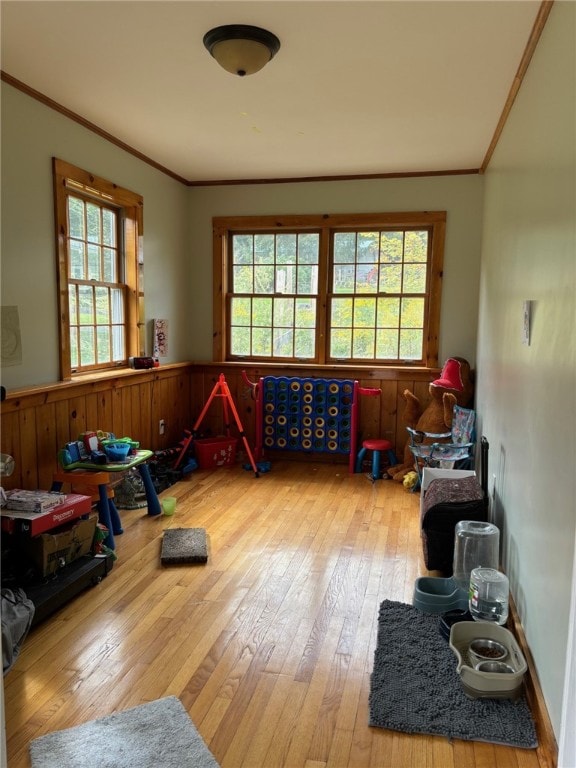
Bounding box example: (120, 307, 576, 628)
(159, 419, 165, 435)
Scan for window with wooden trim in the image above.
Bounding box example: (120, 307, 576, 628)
(53, 158, 144, 379)
(213, 212, 445, 367)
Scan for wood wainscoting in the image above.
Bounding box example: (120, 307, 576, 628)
(0, 362, 439, 491)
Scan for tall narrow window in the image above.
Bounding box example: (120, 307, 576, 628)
(229, 232, 320, 360)
(53, 158, 144, 379)
(214, 212, 445, 367)
(330, 228, 429, 361)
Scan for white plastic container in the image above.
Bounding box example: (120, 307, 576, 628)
(453, 520, 500, 591)
(469, 567, 509, 625)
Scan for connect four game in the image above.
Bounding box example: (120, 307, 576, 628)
(248, 375, 380, 473)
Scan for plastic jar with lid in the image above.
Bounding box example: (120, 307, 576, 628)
(469, 566, 509, 625)
(453, 520, 500, 591)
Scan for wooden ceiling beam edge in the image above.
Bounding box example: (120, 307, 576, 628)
(480, 0, 554, 174)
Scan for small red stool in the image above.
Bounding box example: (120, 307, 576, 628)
(355, 439, 397, 481)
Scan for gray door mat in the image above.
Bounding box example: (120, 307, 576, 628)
(161, 528, 208, 565)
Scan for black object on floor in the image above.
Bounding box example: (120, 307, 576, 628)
(420, 437, 490, 574)
(439, 609, 473, 641)
(25, 554, 115, 626)
(161, 528, 208, 565)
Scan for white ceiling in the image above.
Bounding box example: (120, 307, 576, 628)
(0, 1, 544, 183)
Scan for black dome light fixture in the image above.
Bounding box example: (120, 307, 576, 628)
(203, 24, 281, 77)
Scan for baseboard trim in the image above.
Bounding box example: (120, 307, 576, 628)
(509, 596, 558, 768)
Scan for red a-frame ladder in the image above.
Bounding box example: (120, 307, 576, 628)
(188, 373, 259, 477)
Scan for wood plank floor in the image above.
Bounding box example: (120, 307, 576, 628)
(4, 461, 549, 767)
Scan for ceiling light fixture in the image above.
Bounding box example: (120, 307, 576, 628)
(203, 24, 281, 77)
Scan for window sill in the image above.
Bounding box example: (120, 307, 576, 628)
(2, 362, 194, 401)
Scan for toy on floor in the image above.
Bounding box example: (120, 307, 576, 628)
(93, 523, 117, 560)
(243, 461, 271, 473)
(388, 357, 474, 482)
(403, 471, 419, 491)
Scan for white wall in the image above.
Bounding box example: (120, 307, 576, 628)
(476, 0, 576, 740)
(0, 83, 191, 390)
(1, 80, 485, 392)
(187, 175, 484, 365)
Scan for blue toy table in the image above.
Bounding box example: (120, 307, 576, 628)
(51, 450, 160, 549)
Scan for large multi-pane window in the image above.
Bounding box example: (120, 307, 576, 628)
(214, 212, 445, 367)
(53, 158, 144, 379)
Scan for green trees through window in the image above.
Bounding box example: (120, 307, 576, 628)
(53, 158, 143, 380)
(214, 211, 445, 368)
(231, 232, 319, 358)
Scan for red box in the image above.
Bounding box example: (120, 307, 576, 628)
(1, 493, 92, 536)
(195, 437, 238, 469)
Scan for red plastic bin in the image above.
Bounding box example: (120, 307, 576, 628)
(195, 437, 238, 469)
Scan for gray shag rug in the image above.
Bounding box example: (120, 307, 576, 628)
(29, 696, 220, 768)
(369, 600, 538, 749)
(161, 528, 208, 564)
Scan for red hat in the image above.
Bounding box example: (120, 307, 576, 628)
(432, 358, 464, 391)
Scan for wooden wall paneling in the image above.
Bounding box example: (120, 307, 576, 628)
(0, 365, 441, 490)
(148, 376, 161, 447)
(198, 372, 221, 437)
(166, 373, 183, 445)
(169, 375, 181, 444)
(55, 400, 72, 452)
(239, 379, 258, 449)
(84, 393, 99, 434)
(357, 377, 382, 443)
(225, 370, 244, 431)
(67, 396, 87, 442)
(35, 401, 58, 490)
(18, 407, 39, 488)
(231, 370, 256, 449)
(110, 387, 124, 439)
(120, 387, 133, 439)
(179, 374, 193, 439)
(161, 376, 174, 444)
(134, 381, 152, 448)
(149, 376, 162, 447)
(0, 411, 22, 490)
(165, 374, 179, 446)
(189, 373, 205, 432)
(128, 383, 142, 446)
(97, 390, 114, 435)
(156, 376, 171, 449)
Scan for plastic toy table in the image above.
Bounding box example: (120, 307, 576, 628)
(51, 450, 160, 549)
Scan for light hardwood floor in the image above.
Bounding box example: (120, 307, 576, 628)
(4, 462, 551, 767)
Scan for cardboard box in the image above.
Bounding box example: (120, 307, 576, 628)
(195, 437, 238, 469)
(24, 515, 97, 576)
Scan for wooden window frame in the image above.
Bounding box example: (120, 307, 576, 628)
(53, 158, 144, 380)
(213, 211, 445, 368)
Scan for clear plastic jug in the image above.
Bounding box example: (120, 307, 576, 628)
(469, 567, 509, 625)
(452, 520, 500, 591)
